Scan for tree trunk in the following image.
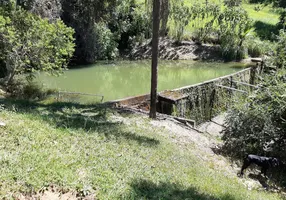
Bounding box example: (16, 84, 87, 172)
(149, 0, 160, 119)
(159, 0, 169, 37)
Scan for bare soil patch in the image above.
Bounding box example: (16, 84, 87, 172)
(115, 112, 274, 192)
(130, 38, 222, 61)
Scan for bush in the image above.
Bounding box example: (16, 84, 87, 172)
(220, 33, 247, 61)
(169, 0, 191, 42)
(0, 2, 75, 86)
(108, 0, 151, 52)
(244, 36, 275, 57)
(222, 29, 286, 160)
(92, 23, 118, 60)
(7, 78, 56, 100)
(189, 3, 220, 43)
(224, 0, 242, 7)
(218, 7, 252, 61)
(222, 71, 286, 160)
(185, 3, 252, 60)
(275, 30, 286, 68)
(17, 0, 62, 20)
(245, 37, 264, 57)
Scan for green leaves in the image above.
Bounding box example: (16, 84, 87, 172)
(275, 30, 286, 68)
(170, 0, 191, 42)
(0, 2, 75, 85)
(222, 70, 286, 159)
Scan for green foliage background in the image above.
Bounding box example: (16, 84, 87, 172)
(222, 30, 286, 161)
(0, 2, 75, 85)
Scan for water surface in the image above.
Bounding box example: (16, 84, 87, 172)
(38, 60, 245, 102)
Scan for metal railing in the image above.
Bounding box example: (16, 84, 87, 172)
(56, 91, 104, 103)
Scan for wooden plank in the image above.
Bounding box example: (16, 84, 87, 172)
(173, 116, 196, 127)
(251, 58, 262, 63)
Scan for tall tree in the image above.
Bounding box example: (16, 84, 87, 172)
(146, 0, 169, 37)
(61, 0, 116, 63)
(0, 2, 75, 85)
(149, 0, 160, 119)
(159, 0, 169, 36)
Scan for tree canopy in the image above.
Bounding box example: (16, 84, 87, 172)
(0, 1, 75, 85)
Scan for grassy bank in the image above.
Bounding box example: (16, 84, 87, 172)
(184, 1, 279, 39)
(0, 99, 283, 199)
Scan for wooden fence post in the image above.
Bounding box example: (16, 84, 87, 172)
(249, 66, 256, 87)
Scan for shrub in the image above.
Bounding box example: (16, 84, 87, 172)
(218, 7, 252, 61)
(93, 23, 118, 60)
(275, 30, 286, 68)
(184, 3, 252, 60)
(222, 71, 286, 160)
(244, 36, 275, 57)
(7, 78, 56, 100)
(245, 37, 264, 57)
(109, 0, 151, 52)
(220, 33, 247, 61)
(169, 0, 191, 42)
(222, 29, 286, 159)
(224, 0, 242, 7)
(189, 3, 220, 43)
(0, 1, 75, 86)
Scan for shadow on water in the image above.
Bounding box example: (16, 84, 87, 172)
(128, 179, 236, 200)
(68, 60, 118, 69)
(0, 98, 159, 147)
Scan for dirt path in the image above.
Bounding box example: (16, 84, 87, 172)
(131, 113, 268, 191)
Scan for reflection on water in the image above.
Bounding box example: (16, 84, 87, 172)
(38, 60, 245, 101)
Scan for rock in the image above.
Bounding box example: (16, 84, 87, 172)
(180, 41, 195, 46)
(0, 121, 6, 127)
(130, 37, 222, 61)
(0, 88, 6, 96)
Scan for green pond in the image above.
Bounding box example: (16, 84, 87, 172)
(38, 60, 246, 102)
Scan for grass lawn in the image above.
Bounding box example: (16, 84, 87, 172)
(183, 0, 280, 25)
(0, 99, 284, 199)
(136, 0, 280, 40)
(167, 0, 281, 40)
(243, 3, 280, 25)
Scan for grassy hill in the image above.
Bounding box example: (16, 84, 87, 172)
(185, 1, 280, 40)
(0, 99, 283, 199)
(137, 0, 280, 40)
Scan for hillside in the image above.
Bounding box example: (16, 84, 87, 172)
(183, 0, 280, 39)
(0, 99, 283, 199)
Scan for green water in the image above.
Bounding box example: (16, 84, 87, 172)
(38, 60, 245, 102)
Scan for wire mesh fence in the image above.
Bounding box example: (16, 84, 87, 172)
(54, 91, 104, 104)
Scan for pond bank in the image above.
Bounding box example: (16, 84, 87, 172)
(130, 38, 222, 61)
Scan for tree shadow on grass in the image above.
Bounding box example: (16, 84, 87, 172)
(253, 21, 279, 41)
(248, 173, 270, 189)
(129, 179, 236, 200)
(0, 98, 159, 147)
(210, 145, 286, 193)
